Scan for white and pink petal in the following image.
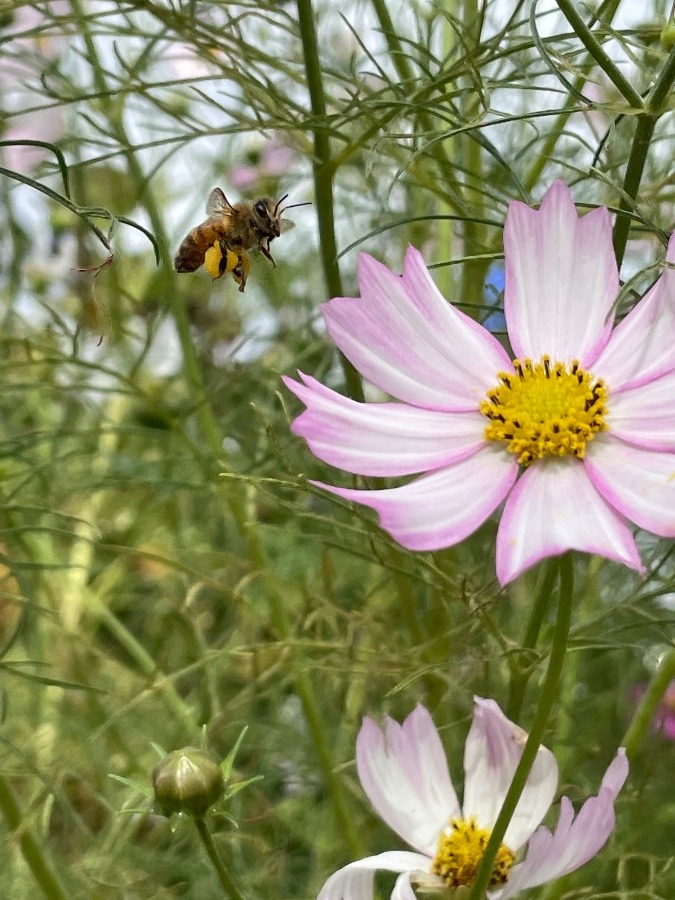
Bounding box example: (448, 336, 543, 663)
(495, 458, 643, 585)
(605, 368, 675, 451)
(317, 852, 428, 900)
(356, 706, 459, 856)
(504, 181, 617, 366)
(284, 372, 486, 477)
(495, 750, 628, 898)
(585, 436, 675, 537)
(323, 248, 512, 412)
(312, 446, 518, 553)
(463, 698, 558, 852)
(593, 234, 675, 391)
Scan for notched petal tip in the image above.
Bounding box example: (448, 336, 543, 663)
(540, 178, 576, 210)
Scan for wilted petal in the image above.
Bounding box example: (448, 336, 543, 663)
(284, 372, 486, 476)
(496, 750, 629, 898)
(593, 234, 675, 391)
(504, 181, 617, 365)
(356, 706, 459, 856)
(323, 247, 512, 412)
(496, 458, 643, 585)
(312, 445, 518, 552)
(317, 852, 428, 900)
(463, 698, 558, 852)
(605, 369, 675, 451)
(585, 436, 675, 537)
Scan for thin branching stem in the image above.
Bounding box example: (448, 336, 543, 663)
(556, 0, 644, 109)
(506, 560, 557, 720)
(613, 44, 675, 266)
(194, 817, 248, 900)
(523, 0, 622, 191)
(468, 554, 574, 900)
(296, 0, 363, 402)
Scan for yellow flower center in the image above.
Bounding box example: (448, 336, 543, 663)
(480, 357, 608, 466)
(431, 817, 515, 889)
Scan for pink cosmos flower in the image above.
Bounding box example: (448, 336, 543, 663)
(631, 679, 675, 741)
(0, 3, 69, 173)
(654, 680, 675, 740)
(229, 137, 296, 191)
(318, 701, 628, 899)
(284, 181, 675, 584)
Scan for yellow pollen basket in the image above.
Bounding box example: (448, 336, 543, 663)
(204, 241, 250, 287)
(480, 356, 608, 466)
(431, 817, 515, 889)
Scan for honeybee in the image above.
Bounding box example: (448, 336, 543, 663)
(174, 188, 307, 292)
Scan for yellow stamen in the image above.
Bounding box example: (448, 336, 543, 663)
(480, 356, 608, 466)
(431, 817, 515, 888)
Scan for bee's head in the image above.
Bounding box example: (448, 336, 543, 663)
(253, 198, 281, 237)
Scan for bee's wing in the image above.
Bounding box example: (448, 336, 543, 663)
(206, 187, 233, 218)
(280, 218, 295, 234)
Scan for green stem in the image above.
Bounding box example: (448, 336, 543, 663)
(194, 817, 247, 900)
(554, 555, 600, 767)
(0, 775, 68, 900)
(460, 0, 487, 313)
(468, 555, 574, 900)
(555, 0, 643, 109)
(647, 43, 675, 112)
(612, 44, 675, 268)
(611, 114, 656, 269)
(621, 646, 675, 759)
(506, 560, 557, 720)
(296, 0, 363, 402)
(370, 0, 414, 84)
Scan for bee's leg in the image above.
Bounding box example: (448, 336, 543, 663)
(218, 248, 229, 277)
(260, 237, 276, 267)
(233, 255, 247, 293)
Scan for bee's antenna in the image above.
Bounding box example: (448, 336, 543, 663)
(274, 194, 289, 216)
(280, 201, 312, 213)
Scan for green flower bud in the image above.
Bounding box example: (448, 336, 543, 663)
(661, 22, 675, 50)
(152, 748, 224, 818)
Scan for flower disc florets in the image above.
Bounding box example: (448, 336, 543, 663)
(480, 357, 608, 466)
(431, 816, 515, 888)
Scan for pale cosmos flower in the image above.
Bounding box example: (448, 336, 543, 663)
(284, 181, 675, 584)
(229, 137, 295, 191)
(318, 701, 628, 899)
(0, 3, 69, 172)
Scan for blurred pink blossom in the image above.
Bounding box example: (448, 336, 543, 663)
(229, 137, 295, 191)
(632, 680, 675, 740)
(0, 2, 69, 172)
